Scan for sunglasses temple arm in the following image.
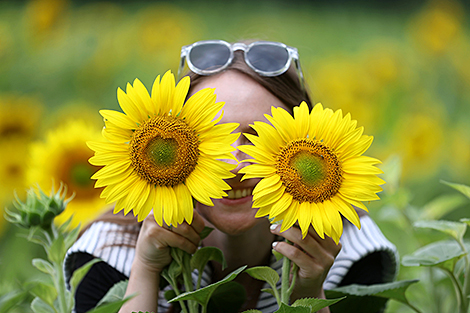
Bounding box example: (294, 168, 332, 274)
(177, 54, 186, 81)
(294, 58, 307, 98)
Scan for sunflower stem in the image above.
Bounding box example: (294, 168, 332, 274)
(287, 262, 298, 297)
(182, 251, 198, 313)
(281, 239, 293, 304)
(168, 276, 189, 313)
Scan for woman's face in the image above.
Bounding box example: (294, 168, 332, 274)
(190, 70, 289, 236)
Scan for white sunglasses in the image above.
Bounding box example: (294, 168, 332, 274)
(178, 40, 305, 92)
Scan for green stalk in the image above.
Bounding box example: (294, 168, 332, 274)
(54, 262, 68, 313)
(443, 268, 464, 313)
(287, 263, 298, 297)
(457, 239, 470, 313)
(182, 252, 198, 313)
(281, 239, 293, 304)
(169, 277, 189, 313)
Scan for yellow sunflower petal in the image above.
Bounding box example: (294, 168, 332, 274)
(239, 164, 276, 180)
(174, 183, 193, 225)
(117, 87, 144, 123)
(253, 184, 285, 208)
(293, 101, 310, 139)
(137, 187, 156, 222)
(269, 192, 293, 217)
(309, 202, 324, 239)
(99, 110, 136, 130)
(280, 200, 299, 232)
(298, 201, 313, 239)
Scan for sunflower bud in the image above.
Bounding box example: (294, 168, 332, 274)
(5, 183, 72, 230)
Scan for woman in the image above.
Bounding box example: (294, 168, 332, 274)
(65, 40, 398, 313)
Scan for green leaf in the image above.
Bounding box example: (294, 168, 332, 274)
(199, 226, 214, 240)
(325, 280, 419, 312)
(461, 218, 470, 227)
(64, 224, 81, 251)
(402, 240, 466, 272)
(274, 303, 310, 313)
(32, 258, 55, 276)
(191, 246, 227, 273)
(292, 297, 345, 312)
(46, 233, 66, 264)
(0, 289, 28, 313)
(161, 258, 183, 285)
(169, 266, 247, 307)
(420, 193, 468, 220)
(241, 310, 263, 313)
(207, 281, 246, 313)
(97, 280, 129, 307)
(414, 220, 467, 241)
(27, 282, 58, 308)
(31, 297, 55, 313)
(272, 249, 284, 261)
(86, 296, 133, 313)
(261, 288, 278, 297)
(441, 180, 470, 199)
(70, 258, 101, 295)
(245, 266, 280, 289)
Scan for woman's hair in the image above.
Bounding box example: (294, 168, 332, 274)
(83, 40, 313, 231)
(186, 49, 312, 113)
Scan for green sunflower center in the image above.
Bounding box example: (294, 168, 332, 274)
(290, 151, 326, 187)
(276, 138, 342, 203)
(146, 137, 178, 167)
(130, 115, 199, 186)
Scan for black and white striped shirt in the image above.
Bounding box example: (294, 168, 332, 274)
(64, 215, 398, 313)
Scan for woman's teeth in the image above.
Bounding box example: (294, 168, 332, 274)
(226, 188, 252, 199)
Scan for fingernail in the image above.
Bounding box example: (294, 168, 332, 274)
(270, 224, 278, 231)
(272, 241, 278, 249)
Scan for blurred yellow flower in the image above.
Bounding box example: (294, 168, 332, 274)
(0, 139, 29, 205)
(309, 56, 380, 133)
(25, 0, 69, 40)
(239, 102, 383, 243)
(390, 108, 446, 182)
(27, 120, 107, 229)
(0, 95, 43, 141)
(448, 121, 470, 180)
(409, 0, 463, 55)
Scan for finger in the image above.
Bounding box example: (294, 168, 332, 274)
(191, 209, 206, 234)
(307, 227, 341, 253)
(270, 224, 340, 260)
(272, 241, 319, 272)
(171, 222, 201, 246)
(159, 228, 198, 254)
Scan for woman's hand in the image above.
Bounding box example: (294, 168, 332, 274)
(134, 210, 206, 274)
(119, 210, 205, 313)
(270, 224, 342, 302)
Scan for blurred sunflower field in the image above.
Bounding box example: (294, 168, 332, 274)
(0, 0, 470, 312)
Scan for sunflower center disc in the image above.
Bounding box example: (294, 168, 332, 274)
(276, 138, 342, 203)
(130, 115, 199, 186)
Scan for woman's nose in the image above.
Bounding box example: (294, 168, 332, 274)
(229, 138, 253, 173)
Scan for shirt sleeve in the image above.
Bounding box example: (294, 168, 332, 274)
(63, 221, 140, 312)
(67, 252, 128, 313)
(323, 215, 399, 289)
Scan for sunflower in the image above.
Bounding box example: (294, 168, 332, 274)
(238, 102, 384, 243)
(27, 120, 107, 229)
(0, 94, 43, 140)
(88, 70, 238, 226)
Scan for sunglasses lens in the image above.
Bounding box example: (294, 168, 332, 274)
(189, 43, 231, 72)
(247, 44, 289, 73)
